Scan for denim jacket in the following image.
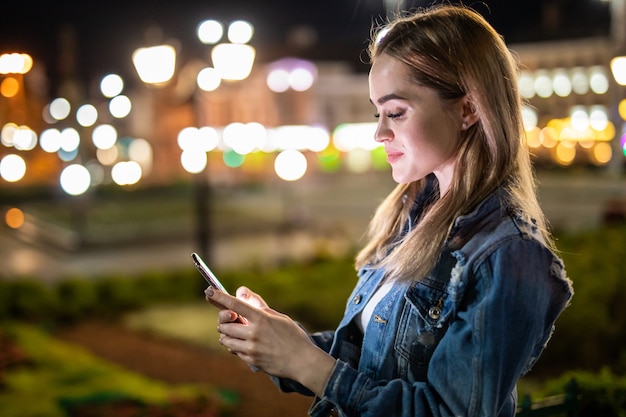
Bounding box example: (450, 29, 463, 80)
(273, 184, 573, 417)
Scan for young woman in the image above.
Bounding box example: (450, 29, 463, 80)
(205, 5, 573, 416)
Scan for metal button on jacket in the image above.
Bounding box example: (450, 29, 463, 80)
(428, 305, 441, 320)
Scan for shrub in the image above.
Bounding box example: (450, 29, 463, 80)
(536, 223, 626, 375)
(541, 369, 626, 417)
(56, 278, 98, 323)
(94, 275, 140, 317)
(4, 279, 58, 321)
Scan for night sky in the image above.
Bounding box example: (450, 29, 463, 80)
(0, 0, 612, 94)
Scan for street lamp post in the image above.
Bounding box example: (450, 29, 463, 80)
(134, 22, 255, 265)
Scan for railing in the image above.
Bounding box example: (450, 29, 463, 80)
(517, 379, 580, 417)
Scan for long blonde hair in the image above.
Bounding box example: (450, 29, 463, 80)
(355, 5, 555, 280)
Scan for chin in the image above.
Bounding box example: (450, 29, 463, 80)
(391, 172, 409, 184)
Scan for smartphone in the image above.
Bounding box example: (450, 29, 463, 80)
(191, 252, 229, 294)
(192, 252, 248, 326)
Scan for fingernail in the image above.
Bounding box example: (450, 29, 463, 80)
(205, 288, 214, 297)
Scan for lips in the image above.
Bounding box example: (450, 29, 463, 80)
(385, 150, 403, 164)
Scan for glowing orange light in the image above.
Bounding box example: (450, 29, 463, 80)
(0, 77, 19, 98)
(592, 142, 612, 165)
(554, 142, 576, 166)
(5, 207, 25, 229)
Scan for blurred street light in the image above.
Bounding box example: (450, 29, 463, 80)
(132, 45, 177, 86)
(192, 19, 256, 263)
(132, 20, 257, 262)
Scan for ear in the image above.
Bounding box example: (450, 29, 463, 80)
(460, 95, 479, 130)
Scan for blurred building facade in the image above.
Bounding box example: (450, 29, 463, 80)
(1, 34, 625, 191)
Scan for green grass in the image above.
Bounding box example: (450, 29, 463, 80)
(0, 322, 218, 417)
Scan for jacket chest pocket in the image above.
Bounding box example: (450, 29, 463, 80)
(394, 282, 451, 382)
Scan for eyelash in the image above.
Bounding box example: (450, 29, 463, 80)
(374, 111, 403, 119)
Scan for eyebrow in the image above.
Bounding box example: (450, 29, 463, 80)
(370, 93, 407, 105)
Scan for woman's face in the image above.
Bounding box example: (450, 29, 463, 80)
(368, 53, 465, 194)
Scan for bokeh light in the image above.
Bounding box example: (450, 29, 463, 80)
(40, 128, 62, 153)
(60, 164, 91, 195)
(49, 98, 71, 121)
(5, 207, 25, 229)
(227, 20, 254, 44)
(111, 161, 142, 186)
(223, 149, 245, 168)
(0, 154, 26, 182)
(274, 149, 307, 181)
(92, 124, 117, 150)
(1, 77, 19, 98)
(197, 67, 221, 92)
(181, 150, 207, 174)
(100, 73, 124, 98)
(333, 123, 378, 152)
(109, 95, 132, 118)
(13, 126, 37, 151)
(0, 53, 32, 74)
(76, 104, 98, 127)
(197, 19, 224, 44)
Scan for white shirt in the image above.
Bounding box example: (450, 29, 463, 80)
(357, 281, 394, 333)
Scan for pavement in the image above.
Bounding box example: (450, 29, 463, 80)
(0, 171, 393, 282)
(1, 170, 624, 283)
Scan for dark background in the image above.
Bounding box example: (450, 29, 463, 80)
(0, 0, 612, 93)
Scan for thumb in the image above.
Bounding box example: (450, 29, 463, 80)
(236, 286, 269, 309)
(206, 287, 259, 319)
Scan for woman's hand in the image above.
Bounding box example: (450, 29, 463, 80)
(205, 286, 335, 397)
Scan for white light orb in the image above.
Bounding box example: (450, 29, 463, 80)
(92, 124, 117, 149)
(228, 20, 254, 44)
(289, 68, 315, 91)
(266, 69, 290, 93)
(197, 67, 221, 91)
(40, 128, 62, 153)
(181, 149, 207, 173)
(0, 154, 26, 182)
(274, 149, 307, 181)
(49, 97, 71, 120)
(109, 95, 132, 118)
(60, 164, 91, 195)
(100, 73, 124, 98)
(76, 104, 98, 127)
(589, 66, 609, 94)
(197, 19, 224, 44)
(111, 161, 142, 186)
(13, 126, 37, 151)
(1, 122, 17, 146)
(60, 128, 80, 152)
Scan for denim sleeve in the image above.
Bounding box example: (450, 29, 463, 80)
(309, 239, 572, 417)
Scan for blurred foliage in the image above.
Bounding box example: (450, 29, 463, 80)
(538, 369, 626, 417)
(0, 322, 224, 417)
(2, 222, 626, 414)
(219, 256, 356, 330)
(533, 222, 626, 376)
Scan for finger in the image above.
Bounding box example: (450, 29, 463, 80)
(217, 310, 239, 324)
(236, 286, 269, 309)
(206, 288, 260, 319)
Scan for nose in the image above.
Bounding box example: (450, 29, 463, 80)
(374, 119, 392, 143)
